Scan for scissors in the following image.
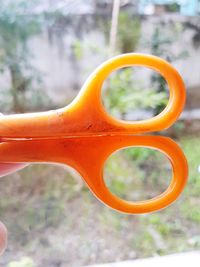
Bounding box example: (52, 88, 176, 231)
(0, 53, 188, 214)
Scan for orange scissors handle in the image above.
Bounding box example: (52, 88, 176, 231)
(0, 135, 187, 214)
(0, 53, 185, 138)
(0, 53, 188, 214)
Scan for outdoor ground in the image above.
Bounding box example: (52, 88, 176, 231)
(0, 134, 200, 267)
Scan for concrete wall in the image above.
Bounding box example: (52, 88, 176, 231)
(0, 14, 199, 108)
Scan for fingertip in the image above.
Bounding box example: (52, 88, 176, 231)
(0, 222, 7, 256)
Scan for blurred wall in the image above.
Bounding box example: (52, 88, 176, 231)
(0, 14, 199, 107)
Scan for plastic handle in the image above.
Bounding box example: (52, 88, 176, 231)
(80, 135, 188, 214)
(70, 53, 188, 212)
(76, 53, 186, 134)
(0, 53, 188, 214)
(0, 135, 188, 214)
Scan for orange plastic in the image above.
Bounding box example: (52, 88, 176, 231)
(0, 53, 188, 214)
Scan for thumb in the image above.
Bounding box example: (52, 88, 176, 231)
(0, 222, 7, 256)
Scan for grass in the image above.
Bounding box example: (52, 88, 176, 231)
(0, 135, 200, 266)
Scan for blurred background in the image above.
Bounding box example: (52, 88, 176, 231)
(0, 0, 200, 266)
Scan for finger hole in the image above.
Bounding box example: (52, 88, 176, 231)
(101, 66, 169, 122)
(103, 146, 172, 202)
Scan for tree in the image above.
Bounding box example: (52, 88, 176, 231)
(0, 0, 43, 112)
(150, 22, 187, 115)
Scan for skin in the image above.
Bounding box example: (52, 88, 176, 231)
(0, 114, 27, 255)
(0, 162, 27, 256)
(0, 221, 7, 256)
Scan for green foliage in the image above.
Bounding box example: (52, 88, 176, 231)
(0, 0, 41, 56)
(134, 229, 155, 256)
(180, 137, 200, 196)
(0, 0, 48, 112)
(72, 40, 84, 60)
(150, 23, 188, 114)
(104, 146, 171, 201)
(179, 137, 200, 225)
(104, 149, 138, 200)
(150, 22, 186, 59)
(103, 68, 167, 119)
(117, 12, 141, 53)
(167, 3, 180, 13)
(72, 39, 103, 61)
(98, 11, 141, 54)
(182, 204, 200, 223)
(7, 257, 35, 267)
(125, 146, 156, 163)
